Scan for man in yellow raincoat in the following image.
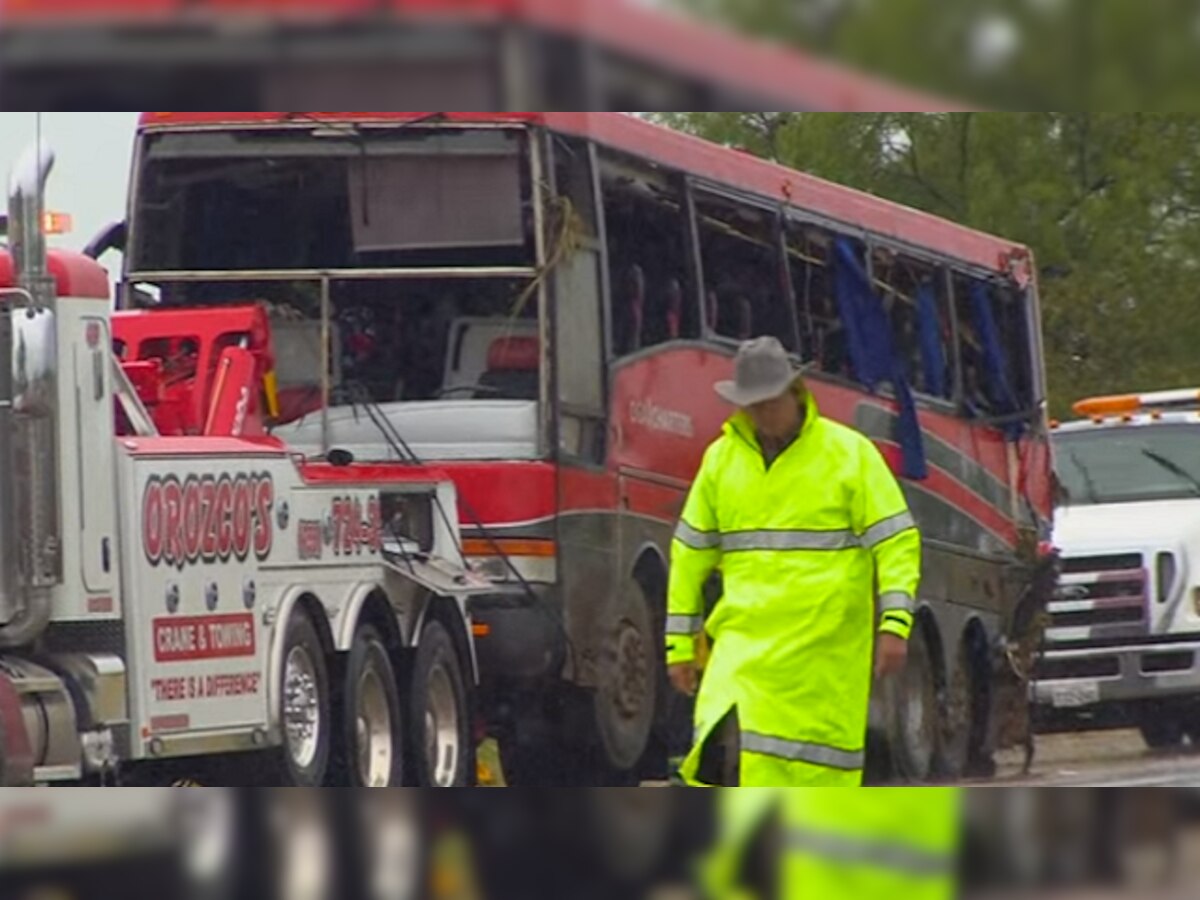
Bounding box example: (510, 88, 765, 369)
(666, 336, 921, 787)
(700, 788, 960, 900)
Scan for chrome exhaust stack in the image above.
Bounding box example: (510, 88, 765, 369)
(0, 141, 60, 644)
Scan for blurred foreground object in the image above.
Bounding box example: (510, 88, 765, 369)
(668, 0, 1200, 110)
(700, 788, 959, 900)
(0, 0, 963, 111)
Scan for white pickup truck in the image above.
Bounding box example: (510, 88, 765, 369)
(1037, 389, 1200, 749)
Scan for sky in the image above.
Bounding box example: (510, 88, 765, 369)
(0, 113, 139, 263)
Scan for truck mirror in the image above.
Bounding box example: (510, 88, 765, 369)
(83, 220, 126, 260)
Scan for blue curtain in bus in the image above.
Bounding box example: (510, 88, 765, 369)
(915, 281, 948, 398)
(969, 281, 1022, 438)
(832, 238, 928, 480)
(832, 238, 888, 387)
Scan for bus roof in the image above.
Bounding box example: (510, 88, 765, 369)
(139, 111, 1028, 276)
(5, 0, 963, 114)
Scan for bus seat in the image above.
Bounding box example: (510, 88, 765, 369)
(478, 336, 540, 400)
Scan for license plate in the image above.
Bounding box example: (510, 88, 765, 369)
(1051, 681, 1101, 709)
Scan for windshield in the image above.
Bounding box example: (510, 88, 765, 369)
(129, 125, 533, 274)
(1054, 424, 1200, 506)
(122, 124, 542, 418)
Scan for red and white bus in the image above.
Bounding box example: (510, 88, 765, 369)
(95, 111, 1054, 784)
(0, 0, 962, 112)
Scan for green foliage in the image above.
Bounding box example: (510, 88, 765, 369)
(662, 1, 1200, 110)
(653, 113, 1200, 418)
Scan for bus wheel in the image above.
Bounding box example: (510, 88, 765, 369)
(409, 619, 472, 786)
(889, 623, 939, 782)
(276, 609, 332, 787)
(344, 624, 405, 787)
(593, 584, 657, 777)
(939, 635, 986, 778)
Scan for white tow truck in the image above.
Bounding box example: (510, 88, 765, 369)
(1038, 389, 1200, 748)
(0, 141, 497, 787)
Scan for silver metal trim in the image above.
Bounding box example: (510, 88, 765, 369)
(126, 266, 538, 283)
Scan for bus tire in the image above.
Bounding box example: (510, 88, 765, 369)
(275, 609, 332, 787)
(593, 581, 657, 776)
(409, 619, 472, 786)
(939, 631, 988, 778)
(343, 623, 405, 787)
(889, 622, 939, 782)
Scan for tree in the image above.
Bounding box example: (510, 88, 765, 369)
(654, 113, 1200, 417)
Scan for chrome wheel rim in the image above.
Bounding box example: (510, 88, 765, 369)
(425, 661, 460, 786)
(284, 645, 321, 770)
(356, 665, 394, 787)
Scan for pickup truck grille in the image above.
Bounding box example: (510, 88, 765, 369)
(1045, 553, 1148, 644)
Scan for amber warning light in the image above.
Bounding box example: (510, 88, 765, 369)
(42, 211, 73, 235)
(1073, 388, 1200, 419)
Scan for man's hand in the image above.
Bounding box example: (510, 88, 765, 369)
(874, 633, 909, 679)
(669, 662, 699, 697)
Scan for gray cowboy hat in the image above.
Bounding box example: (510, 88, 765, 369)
(715, 336, 811, 407)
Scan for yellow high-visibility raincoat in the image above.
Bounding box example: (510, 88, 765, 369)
(667, 388, 921, 786)
(700, 788, 960, 900)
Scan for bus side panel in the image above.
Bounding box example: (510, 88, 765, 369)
(556, 464, 620, 688)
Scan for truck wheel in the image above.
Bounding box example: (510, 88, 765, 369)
(889, 623, 939, 782)
(344, 624, 405, 787)
(1140, 717, 1185, 750)
(276, 610, 332, 787)
(593, 583, 657, 776)
(409, 619, 472, 786)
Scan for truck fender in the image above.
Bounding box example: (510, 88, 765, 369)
(336, 581, 400, 652)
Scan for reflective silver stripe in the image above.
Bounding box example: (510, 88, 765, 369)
(721, 529, 860, 552)
(880, 592, 916, 614)
(665, 614, 703, 633)
(741, 731, 864, 771)
(674, 520, 721, 550)
(861, 511, 917, 548)
(789, 828, 955, 877)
